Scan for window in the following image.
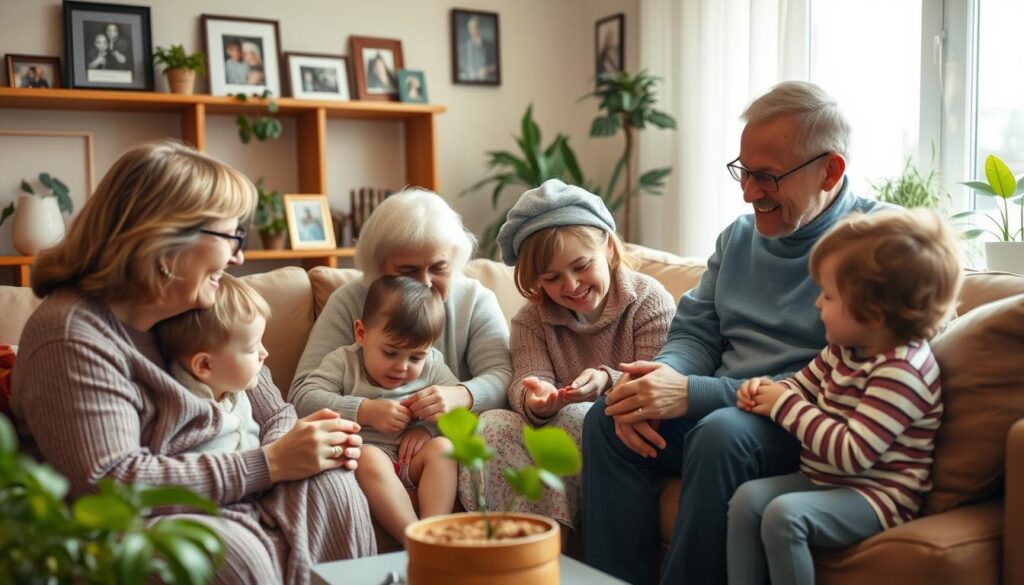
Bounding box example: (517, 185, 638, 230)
(974, 0, 1024, 177)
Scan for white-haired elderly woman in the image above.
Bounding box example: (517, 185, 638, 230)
(290, 188, 512, 425)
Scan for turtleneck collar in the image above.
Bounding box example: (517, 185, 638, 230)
(764, 176, 855, 254)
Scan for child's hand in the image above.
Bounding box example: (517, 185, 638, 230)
(749, 381, 787, 416)
(523, 377, 566, 418)
(398, 426, 431, 463)
(562, 368, 610, 404)
(358, 399, 412, 434)
(737, 377, 771, 412)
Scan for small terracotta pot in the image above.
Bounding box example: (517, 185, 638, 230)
(165, 69, 196, 95)
(260, 231, 287, 250)
(405, 512, 560, 585)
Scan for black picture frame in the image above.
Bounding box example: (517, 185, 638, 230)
(63, 1, 153, 91)
(451, 9, 501, 86)
(595, 13, 625, 79)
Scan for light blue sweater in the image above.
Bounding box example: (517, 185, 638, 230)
(655, 179, 886, 419)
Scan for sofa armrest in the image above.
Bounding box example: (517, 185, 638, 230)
(1007, 418, 1024, 585)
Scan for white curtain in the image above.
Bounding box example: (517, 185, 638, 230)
(636, 0, 810, 259)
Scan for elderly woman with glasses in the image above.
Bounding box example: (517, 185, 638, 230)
(12, 141, 376, 584)
(581, 81, 891, 585)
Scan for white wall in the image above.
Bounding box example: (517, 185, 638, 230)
(0, 0, 639, 267)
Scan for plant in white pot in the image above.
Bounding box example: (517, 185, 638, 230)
(403, 408, 581, 585)
(953, 154, 1024, 274)
(152, 45, 206, 95)
(1, 173, 73, 256)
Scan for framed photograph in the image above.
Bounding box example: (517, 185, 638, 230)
(284, 52, 350, 101)
(63, 1, 153, 91)
(284, 194, 336, 249)
(5, 54, 62, 89)
(350, 36, 404, 101)
(595, 13, 624, 78)
(397, 69, 428, 104)
(451, 9, 500, 86)
(201, 14, 282, 97)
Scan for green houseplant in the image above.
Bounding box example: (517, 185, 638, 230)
(234, 90, 282, 144)
(869, 148, 948, 210)
(0, 414, 224, 585)
(254, 178, 287, 249)
(402, 408, 581, 584)
(584, 70, 676, 241)
(953, 153, 1024, 273)
(152, 45, 206, 95)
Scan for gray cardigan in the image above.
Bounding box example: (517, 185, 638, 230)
(290, 275, 512, 412)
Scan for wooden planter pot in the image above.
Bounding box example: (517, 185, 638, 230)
(405, 512, 560, 585)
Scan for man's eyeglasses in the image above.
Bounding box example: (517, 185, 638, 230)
(726, 151, 831, 193)
(199, 228, 247, 255)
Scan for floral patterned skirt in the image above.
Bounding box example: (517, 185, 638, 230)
(456, 403, 590, 533)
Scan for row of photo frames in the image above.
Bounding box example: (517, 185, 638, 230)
(9, 1, 498, 100)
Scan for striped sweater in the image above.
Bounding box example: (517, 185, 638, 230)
(769, 340, 942, 529)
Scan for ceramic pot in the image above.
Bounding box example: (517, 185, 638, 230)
(12, 195, 64, 256)
(166, 69, 196, 95)
(405, 512, 559, 585)
(985, 241, 1024, 275)
(260, 231, 287, 250)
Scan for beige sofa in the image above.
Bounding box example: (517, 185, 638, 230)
(1, 245, 1021, 584)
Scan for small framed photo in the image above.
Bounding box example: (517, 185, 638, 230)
(285, 52, 350, 101)
(350, 36, 404, 101)
(595, 13, 624, 78)
(201, 14, 282, 97)
(5, 54, 62, 88)
(284, 194, 336, 249)
(397, 70, 428, 104)
(451, 9, 500, 86)
(63, 1, 153, 91)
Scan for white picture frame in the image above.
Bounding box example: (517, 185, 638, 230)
(201, 14, 282, 97)
(285, 52, 351, 101)
(284, 194, 336, 249)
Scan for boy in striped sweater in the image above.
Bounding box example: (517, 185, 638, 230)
(727, 209, 961, 585)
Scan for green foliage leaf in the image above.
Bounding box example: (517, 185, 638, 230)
(0, 414, 15, 455)
(150, 532, 215, 585)
(152, 519, 225, 567)
(538, 469, 564, 492)
(984, 154, 1016, 198)
(116, 532, 153, 584)
(73, 494, 136, 531)
(20, 179, 34, 194)
(590, 115, 621, 137)
(24, 459, 69, 501)
(559, 138, 584, 185)
(648, 110, 677, 129)
(138, 486, 219, 515)
(523, 426, 581, 476)
(639, 167, 672, 194)
(502, 466, 543, 500)
(438, 407, 478, 442)
(153, 44, 206, 74)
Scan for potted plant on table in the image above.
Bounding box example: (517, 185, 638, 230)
(152, 45, 206, 95)
(254, 178, 287, 250)
(953, 154, 1024, 273)
(403, 408, 581, 585)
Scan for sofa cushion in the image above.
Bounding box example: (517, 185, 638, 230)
(925, 292, 1024, 514)
(0, 286, 42, 346)
(464, 259, 522, 328)
(957, 270, 1024, 315)
(241, 267, 316, 396)
(625, 244, 706, 302)
(307, 267, 364, 318)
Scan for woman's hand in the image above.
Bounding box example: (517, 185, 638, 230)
(604, 361, 689, 423)
(358, 399, 412, 434)
(263, 409, 363, 483)
(401, 385, 472, 422)
(398, 426, 431, 464)
(562, 368, 610, 404)
(523, 377, 566, 419)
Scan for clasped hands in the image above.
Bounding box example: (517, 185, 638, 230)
(735, 376, 786, 415)
(602, 361, 690, 458)
(358, 384, 469, 462)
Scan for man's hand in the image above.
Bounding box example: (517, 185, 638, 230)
(604, 361, 689, 423)
(357, 399, 412, 434)
(614, 419, 666, 458)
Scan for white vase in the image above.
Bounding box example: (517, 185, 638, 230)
(985, 241, 1024, 275)
(12, 195, 65, 256)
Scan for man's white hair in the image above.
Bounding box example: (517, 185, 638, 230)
(742, 81, 851, 160)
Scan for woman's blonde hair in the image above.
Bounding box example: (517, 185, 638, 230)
(32, 140, 256, 302)
(809, 209, 962, 342)
(354, 187, 476, 281)
(514, 225, 633, 305)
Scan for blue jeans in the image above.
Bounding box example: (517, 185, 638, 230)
(582, 401, 800, 585)
(727, 473, 883, 585)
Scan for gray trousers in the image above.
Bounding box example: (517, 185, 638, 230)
(726, 472, 883, 585)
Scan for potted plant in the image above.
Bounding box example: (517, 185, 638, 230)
(2, 173, 74, 256)
(0, 414, 224, 584)
(583, 70, 677, 241)
(234, 90, 282, 144)
(403, 408, 581, 585)
(869, 146, 949, 210)
(953, 154, 1024, 273)
(253, 178, 287, 249)
(152, 45, 206, 95)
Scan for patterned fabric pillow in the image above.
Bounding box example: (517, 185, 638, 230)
(0, 344, 15, 420)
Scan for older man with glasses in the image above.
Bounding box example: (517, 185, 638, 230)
(582, 80, 888, 585)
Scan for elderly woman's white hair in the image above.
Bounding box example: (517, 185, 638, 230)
(354, 188, 477, 281)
